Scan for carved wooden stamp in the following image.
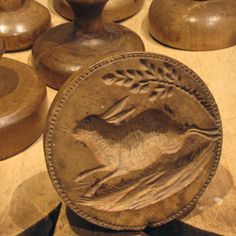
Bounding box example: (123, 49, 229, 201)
(0, 41, 47, 160)
(148, 0, 236, 51)
(32, 0, 145, 90)
(0, 0, 51, 52)
(53, 0, 144, 22)
(44, 52, 222, 230)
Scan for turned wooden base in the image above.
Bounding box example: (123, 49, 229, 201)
(0, 58, 47, 160)
(33, 0, 144, 89)
(0, 0, 51, 52)
(148, 0, 236, 51)
(32, 23, 144, 89)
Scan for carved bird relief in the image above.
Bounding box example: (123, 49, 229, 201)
(72, 96, 220, 203)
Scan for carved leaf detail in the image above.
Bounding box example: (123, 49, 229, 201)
(101, 59, 192, 105)
(115, 79, 124, 86)
(115, 70, 126, 78)
(149, 92, 158, 102)
(167, 86, 174, 97)
(129, 83, 140, 94)
(102, 74, 116, 85)
(124, 79, 133, 87)
(139, 84, 150, 94)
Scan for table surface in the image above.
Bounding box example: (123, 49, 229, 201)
(0, 0, 236, 235)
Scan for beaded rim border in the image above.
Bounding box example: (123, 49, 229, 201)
(44, 52, 223, 231)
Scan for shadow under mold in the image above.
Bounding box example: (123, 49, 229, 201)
(7, 171, 61, 235)
(66, 207, 221, 236)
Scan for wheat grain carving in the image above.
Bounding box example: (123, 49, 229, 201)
(102, 60, 180, 102)
(102, 59, 216, 118)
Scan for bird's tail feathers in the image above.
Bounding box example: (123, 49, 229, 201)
(187, 127, 220, 140)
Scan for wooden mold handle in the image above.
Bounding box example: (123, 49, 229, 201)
(0, 0, 26, 11)
(66, 0, 108, 33)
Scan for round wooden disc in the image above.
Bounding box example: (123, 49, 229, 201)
(44, 52, 222, 230)
(53, 0, 144, 22)
(32, 23, 144, 89)
(148, 0, 236, 51)
(0, 0, 51, 52)
(0, 58, 47, 160)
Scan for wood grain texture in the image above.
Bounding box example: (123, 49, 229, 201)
(148, 0, 236, 51)
(52, 0, 144, 22)
(0, 0, 236, 235)
(0, 0, 51, 51)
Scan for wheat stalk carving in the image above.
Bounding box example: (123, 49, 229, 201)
(102, 59, 215, 119)
(102, 59, 182, 102)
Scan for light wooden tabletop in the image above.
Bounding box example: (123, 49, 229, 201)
(0, 0, 235, 235)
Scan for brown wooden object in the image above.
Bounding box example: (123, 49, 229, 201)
(44, 52, 222, 230)
(0, 47, 47, 160)
(53, 0, 144, 22)
(33, 0, 144, 89)
(148, 0, 236, 51)
(0, 0, 51, 52)
(32, 0, 145, 90)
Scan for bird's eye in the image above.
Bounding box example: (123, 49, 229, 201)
(85, 118, 91, 124)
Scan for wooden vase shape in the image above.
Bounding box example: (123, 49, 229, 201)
(0, 0, 51, 52)
(148, 0, 236, 51)
(32, 0, 145, 90)
(0, 40, 47, 160)
(53, 0, 144, 22)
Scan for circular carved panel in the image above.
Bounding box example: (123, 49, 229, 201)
(44, 52, 222, 230)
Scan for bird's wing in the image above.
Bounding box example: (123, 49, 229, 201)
(100, 96, 136, 125)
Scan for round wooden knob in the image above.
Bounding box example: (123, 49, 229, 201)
(32, 0, 144, 90)
(148, 0, 236, 51)
(53, 0, 144, 22)
(0, 0, 51, 51)
(0, 56, 47, 160)
(44, 52, 222, 230)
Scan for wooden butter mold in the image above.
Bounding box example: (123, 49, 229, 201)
(32, 0, 145, 90)
(0, 41, 47, 160)
(44, 52, 222, 230)
(148, 0, 236, 51)
(0, 0, 51, 52)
